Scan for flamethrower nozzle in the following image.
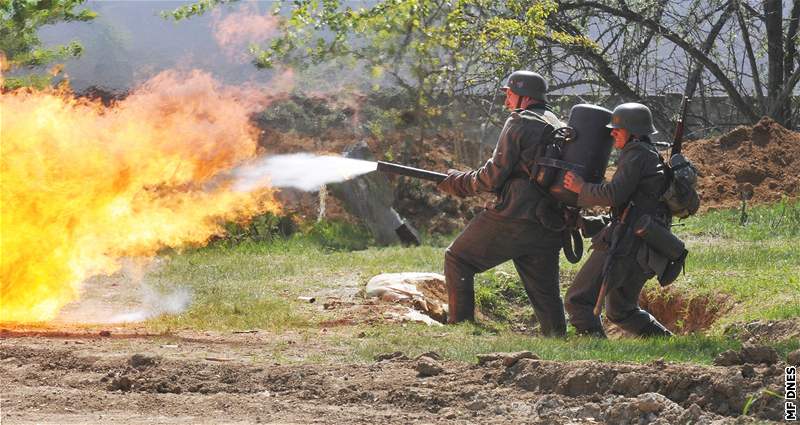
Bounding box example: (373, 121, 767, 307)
(376, 161, 447, 183)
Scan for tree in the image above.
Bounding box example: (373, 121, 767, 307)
(165, 0, 586, 161)
(0, 0, 96, 89)
(538, 0, 799, 132)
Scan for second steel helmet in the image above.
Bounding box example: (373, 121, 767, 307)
(607, 102, 658, 135)
(502, 70, 548, 101)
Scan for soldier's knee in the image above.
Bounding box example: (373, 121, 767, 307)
(605, 307, 632, 324)
(564, 298, 580, 316)
(444, 248, 457, 269)
(445, 248, 468, 270)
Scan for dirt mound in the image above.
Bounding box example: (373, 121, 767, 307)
(684, 117, 800, 210)
(497, 356, 788, 421)
(1, 341, 785, 423)
(723, 318, 800, 343)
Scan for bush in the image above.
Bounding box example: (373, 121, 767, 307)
(306, 220, 373, 251)
(218, 212, 297, 245)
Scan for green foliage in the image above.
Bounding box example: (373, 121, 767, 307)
(218, 212, 297, 245)
(163, 0, 588, 139)
(254, 0, 586, 105)
(1, 71, 52, 89)
(162, 0, 238, 21)
(0, 0, 96, 88)
(306, 219, 373, 251)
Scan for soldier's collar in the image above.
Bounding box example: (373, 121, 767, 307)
(624, 137, 654, 151)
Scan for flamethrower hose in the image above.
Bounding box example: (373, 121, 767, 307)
(562, 228, 583, 264)
(376, 161, 447, 183)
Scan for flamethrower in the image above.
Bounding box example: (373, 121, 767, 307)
(376, 161, 447, 183)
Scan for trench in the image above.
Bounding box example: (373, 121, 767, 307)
(638, 286, 732, 334)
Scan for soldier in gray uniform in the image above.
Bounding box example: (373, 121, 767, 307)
(562, 103, 673, 338)
(437, 70, 567, 337)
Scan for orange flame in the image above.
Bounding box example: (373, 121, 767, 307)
(0, 70, 280, 323)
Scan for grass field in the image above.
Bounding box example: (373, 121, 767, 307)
(146, 200, 800, 364)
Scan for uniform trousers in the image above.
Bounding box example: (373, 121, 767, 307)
(445, 211, 566, 336)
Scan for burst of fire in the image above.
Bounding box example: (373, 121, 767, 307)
(0, 70, 280, 323)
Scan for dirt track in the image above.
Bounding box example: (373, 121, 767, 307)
(0, 328, 791, 424)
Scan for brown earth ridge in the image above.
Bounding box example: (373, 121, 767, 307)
(683, 117, 800, 210)
(1, 331, 796, 424)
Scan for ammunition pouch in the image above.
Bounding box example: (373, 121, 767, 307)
(633, 214, 687, 286)
(659, 251, 687, 287)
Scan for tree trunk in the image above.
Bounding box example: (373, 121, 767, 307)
(783, 0, 800, 129)
(764, 0, 786, 123)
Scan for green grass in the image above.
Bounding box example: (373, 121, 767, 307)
(334, 323, 800, 365)
(147, 235, 445, 331)
(143, 201, 799, 363)
(677, 198, 800, 240)
(668, 199, 800, 326)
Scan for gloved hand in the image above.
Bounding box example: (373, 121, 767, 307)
(437, 169, 468, 197)
(578, 214, 609, 238)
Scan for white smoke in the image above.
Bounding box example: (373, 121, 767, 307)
(231, 153, 378, 192)
(107, 284, 193, 324)
(55, 259, 193, 324)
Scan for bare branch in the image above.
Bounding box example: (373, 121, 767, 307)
(735, 0, 765, 110)
(550, 79, 607, 91)
(684, 1, 734, 100)
(543, 15, 673, 133)
(563, 0, 759, 121)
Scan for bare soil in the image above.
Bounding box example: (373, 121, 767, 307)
(0, 326, 791, 424)
(684, 117, 800, 211)
(639, 287, 733, 334)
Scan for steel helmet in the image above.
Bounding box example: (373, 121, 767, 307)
(607, 102, 658, 135)
(502, 70, 548, 101)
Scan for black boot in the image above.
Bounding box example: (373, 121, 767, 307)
(637, 320, 673, 337)
(576, 327, 607, 339)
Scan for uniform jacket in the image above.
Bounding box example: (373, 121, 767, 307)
(439, 105, 563, 221)
(578, 138, 672, 278)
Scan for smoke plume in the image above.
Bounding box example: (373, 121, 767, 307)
(231, 153, 378, 191)
(212, 2, 279, 62)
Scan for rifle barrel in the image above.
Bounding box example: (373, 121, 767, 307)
(376, 161, 447, 183)
(671, 96, 691, 156)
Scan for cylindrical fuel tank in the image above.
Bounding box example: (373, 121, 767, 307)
(549, 104, 614, 206)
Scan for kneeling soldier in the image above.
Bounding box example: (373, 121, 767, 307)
(563, 103, 673, 338)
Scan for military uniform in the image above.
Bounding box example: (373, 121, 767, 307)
(565, 136, 673, 336)
(439, 105, 567, 336)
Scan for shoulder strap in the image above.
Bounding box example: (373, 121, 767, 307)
(518, 109, 564, 129)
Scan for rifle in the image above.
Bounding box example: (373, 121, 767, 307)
(593, 203, 634, 316)
(671, 97, 691, 157)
